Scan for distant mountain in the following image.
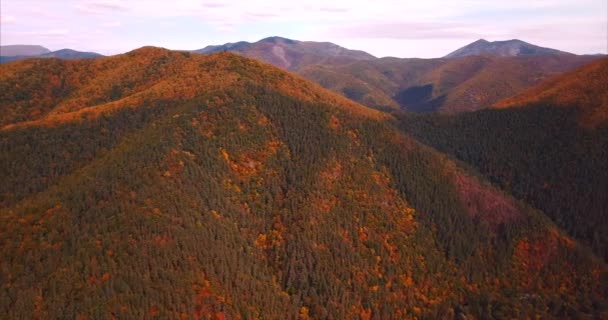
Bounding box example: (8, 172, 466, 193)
(298, 54, 599, 112)
(398, 58, 608, 261)
(1, 47, 606, 319)
(445, 39, 570, 58)
(191, 37, 594, 113)
(193, 36, 376, 70)
(0, 48, 103, 64)
(0, 45, 50, 57)
(39, 48, 103, 59)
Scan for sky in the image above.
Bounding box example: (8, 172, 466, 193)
(1, 0, 606, 58)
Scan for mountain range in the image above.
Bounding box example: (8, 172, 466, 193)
(0, 45, 104, 63)
(193, 37, 600, 113)
(2, 38, 601, 113)
(0, 39, 607, 319)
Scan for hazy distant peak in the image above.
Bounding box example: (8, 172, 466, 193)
(445, 39, 570, 58)
(0, 45, 51, 57)
(192, 36, 376, 70)
(259, 36, 299, 44)
(0, 47, 104, 63)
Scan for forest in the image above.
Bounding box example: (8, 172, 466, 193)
(0, 49, 606, 319)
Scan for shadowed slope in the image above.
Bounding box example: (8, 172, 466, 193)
(298, 54, 598, 113)
(397, 59, 608, 260)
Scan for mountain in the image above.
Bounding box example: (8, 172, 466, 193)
(397, 58, 608, 261)
(0, 44, 51, 56)
(495, 58, 608, 128)
(192, 37, 595, 113)
(193, 36, 376, 70)
(298, 54, 599, 112)
(0, 48, 104, 64)
(445, 39, 570, 58)
(1, 46, 606, 319)
(39, 48, 104, 59)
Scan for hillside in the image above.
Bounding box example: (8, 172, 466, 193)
(1, 48, 606, 319)
(193, 36, 376, 70)
(444, 39, 569, 58)
(397, 58, 608, 261)
(298, 54, 598, 112)
(496, 58, 608, 128)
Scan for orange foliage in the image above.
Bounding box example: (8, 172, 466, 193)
(1, 47, 384, 131)
(496, 57, 608, 128)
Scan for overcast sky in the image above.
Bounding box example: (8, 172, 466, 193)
(1, 0, 606, 58)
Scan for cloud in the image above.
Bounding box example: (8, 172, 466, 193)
(245, 12, 281, 19)
(76, 0, 129, 14)
(101, 21, 122, 27)
(319, 7, 350, 13)
(202, 2, 227, 8)
(1, 15, 17, 25)
(0, 0, 605, 56)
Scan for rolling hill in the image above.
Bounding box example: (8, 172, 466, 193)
(444, 39, 570, 58)
(1, 47, 606, 319)
(397, 57, 608, 261)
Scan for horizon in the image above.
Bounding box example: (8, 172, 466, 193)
(1, 0, 607, 58)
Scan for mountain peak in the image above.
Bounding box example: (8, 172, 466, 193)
(192, 36, 376, 70)
(445, 39, 570, 58)
(472, 39, 490, 44)
(259, 36, 298, 44)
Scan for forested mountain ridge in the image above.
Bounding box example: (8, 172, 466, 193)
(0, 46, 380, 130)
(1, 47, 606, 319)
(297, 54, 599, 113)
(495, 58, 608, 128)
(194, 37, 597, 114)
(398, 57, 608, 261)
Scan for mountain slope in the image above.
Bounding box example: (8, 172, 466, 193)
(397, 58, 608, 261)
(194, 36, 376, 70)
(445, 39, 569, 58)
(1, 48, 606, 319)
(298, 54, 598, 112)
(496, 57, 608, 128)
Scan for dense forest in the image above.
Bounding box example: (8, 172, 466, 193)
(396, 59, 608, 261)
(1, 49, 606, 319)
